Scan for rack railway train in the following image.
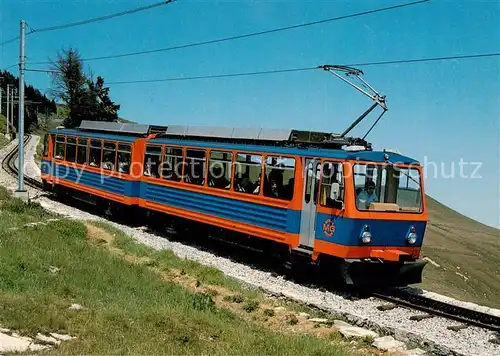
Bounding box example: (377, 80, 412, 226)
(40, 120, 428, 287)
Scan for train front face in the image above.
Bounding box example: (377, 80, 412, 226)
(316, 159, 428, 287)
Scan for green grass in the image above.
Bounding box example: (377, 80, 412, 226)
(0, 134, 9, 149)
(242, 299, 260, 313)
(420, 196, 500, 308)
(94, 221, 252, 293)
(0, 188, 356, 355)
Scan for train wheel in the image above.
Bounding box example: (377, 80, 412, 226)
(102, 201, 113, 220)
(53, 185, 68, 200)
(41, 181, 52, 192)
(316, 255, 349, 289)
(288, 251, 313, 283)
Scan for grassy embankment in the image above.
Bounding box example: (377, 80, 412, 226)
(420, 196, 500, 308)
(0, 186, 377, 355)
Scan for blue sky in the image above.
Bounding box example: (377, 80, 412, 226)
(1, 0, 499, 228)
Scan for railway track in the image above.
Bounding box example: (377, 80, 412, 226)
(374, 289, 500, 332)
(2, 135, 43, 190)
(2, 135, 500, 335)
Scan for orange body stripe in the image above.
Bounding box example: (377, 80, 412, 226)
(314, 239, 421, 260)
(139, 198, 299, 247)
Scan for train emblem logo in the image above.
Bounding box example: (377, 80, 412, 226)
(322, 218, 336, 237)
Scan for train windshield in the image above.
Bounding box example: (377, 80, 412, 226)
(353, 164, 422, 213)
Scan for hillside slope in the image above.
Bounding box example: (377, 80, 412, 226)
(420, 196, 500, 308)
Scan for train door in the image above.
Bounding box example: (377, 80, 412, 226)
(50, 134, 57, 182)
(41, 134, 53, 180)
(299, 159, 321, 247)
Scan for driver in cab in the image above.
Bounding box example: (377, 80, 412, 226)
(357, 181, 378, 210)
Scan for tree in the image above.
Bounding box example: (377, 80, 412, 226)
(51, 48, 88, 128)
(51, 48, 120, 128)
(89, 76, 120, 122)
(0, 70, 57, 133)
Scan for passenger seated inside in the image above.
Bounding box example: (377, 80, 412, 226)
(144, 163, 154, 177)
(264, 168, 284, 198)
(356, 181, 378, 210)
(250, 175, 261, 194)
(89, 156, 98, 167)
(234, 173, 246, 192)
(209, 166, 230, 189)
(236, 172, 259, 194)
(102, 160, 114, 171)
(118, 161, 130, 174)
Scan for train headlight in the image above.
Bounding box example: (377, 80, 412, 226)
(360, 225, 372, 244)
(407, 226, 418, 245)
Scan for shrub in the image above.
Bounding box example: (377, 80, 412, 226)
(242, 300, 259, 313)
(263, 309, 275, 317)
(223, 294, 244, 303)
(287, 314, 298, 325)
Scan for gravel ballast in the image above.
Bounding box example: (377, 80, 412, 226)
(2, 136, 499, 356)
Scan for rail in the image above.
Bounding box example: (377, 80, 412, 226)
(374, 289, 500, 332)
(1, 135, 44, 190)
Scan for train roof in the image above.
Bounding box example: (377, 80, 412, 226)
(49, 128, 138, 143)
(148, 137, 419, 165)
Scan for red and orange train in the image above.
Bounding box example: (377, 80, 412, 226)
(41, 121, 428, 286)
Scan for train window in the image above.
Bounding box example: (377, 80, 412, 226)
(353, 164, 422, 212)
(162, 146, 183, 181)
(144, 145, 162, 178)
(117, 144, 131, 174)
(304, 162, 313, 203)
(320, 162, 344, 208)
(264, 156, 295, 200)
(233, 153, 262, 195)
(54, 135, 65, 160)
(76, 138, 88, 165)
(89, 139, 102, 168)
(65, 137, 77, 162)
(395, 167, 422, 211)
(354, 164, 380, 210)
(208, 151, 232, 190)
(184, 149, 206, 185)
(102, 142, 116, 171)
